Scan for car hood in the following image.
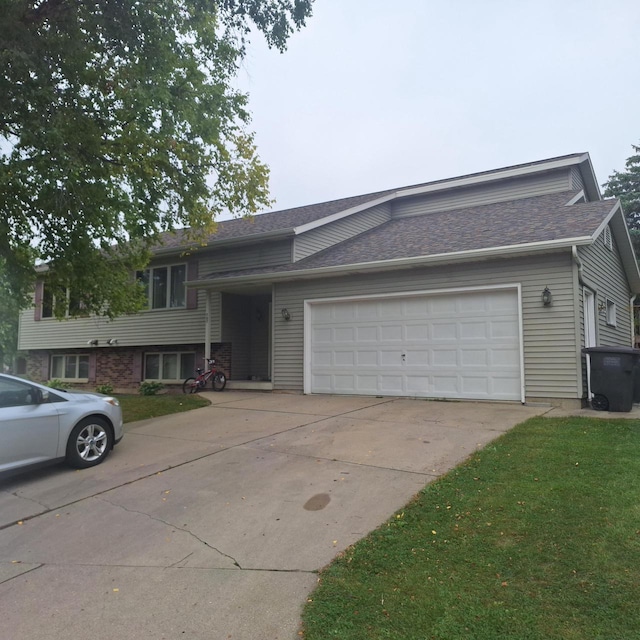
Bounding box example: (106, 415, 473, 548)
(54, 389, 115, 404)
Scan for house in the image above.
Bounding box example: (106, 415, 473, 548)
(17, 153, 640, 408)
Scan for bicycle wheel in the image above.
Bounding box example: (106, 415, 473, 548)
(212, 372, 227, 391)
(183, 377, 198, 394)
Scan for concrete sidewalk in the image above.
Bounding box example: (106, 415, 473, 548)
(0, 394, 550, 638)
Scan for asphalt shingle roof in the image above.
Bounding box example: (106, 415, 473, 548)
(197, 191, 616, 282)
(160, 152, 589, 250)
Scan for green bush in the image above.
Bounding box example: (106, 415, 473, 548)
(47, 379, 71, 389)
(139, 381, 164, 396)
(96, 383, 114, 395)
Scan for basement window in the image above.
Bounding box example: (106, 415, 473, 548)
(144, 352, 195, 381)
(51, 355, 90, 380)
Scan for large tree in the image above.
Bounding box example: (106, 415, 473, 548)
(603, 142, 640, 256)
(0, 0, 313, 323)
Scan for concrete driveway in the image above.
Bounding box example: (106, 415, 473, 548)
(0, 393, 546, 639)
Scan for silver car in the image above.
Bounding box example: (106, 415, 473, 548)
(0, 373, 124, 473)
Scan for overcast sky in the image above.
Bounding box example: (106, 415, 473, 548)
(234, 0, 639, 214)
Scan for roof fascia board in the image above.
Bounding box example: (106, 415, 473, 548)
(189, 236, 593, 289)
(597, 201, 640, 292)
(292, 194, 396, 235)
(564, 190, 586, 206)
(396, 154, 590, 200)
(577, 154, 601, 201)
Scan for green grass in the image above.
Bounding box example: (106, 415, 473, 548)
(117, 393, 210, 424)
(302, 417, 640, 640)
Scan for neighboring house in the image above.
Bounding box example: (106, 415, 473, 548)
(18, 153, 640, 407)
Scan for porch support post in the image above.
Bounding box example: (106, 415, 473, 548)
(204, 290, 212, 360)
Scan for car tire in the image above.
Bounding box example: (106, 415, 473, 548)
(66, 416, 114, 469)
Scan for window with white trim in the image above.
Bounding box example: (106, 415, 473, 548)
(606, 299, 617, 327)
(137, 264, 186, 309)
(41, 285, 87, 319)
(51, 354, 90, 380)
(144, 352, 195, 381)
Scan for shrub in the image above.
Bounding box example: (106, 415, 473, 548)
(47, 379, 71, 389)
(139, 381, 164, 396)
(96, 383, 114, 395)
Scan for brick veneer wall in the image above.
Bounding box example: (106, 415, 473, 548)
(25, 343, 233, 393)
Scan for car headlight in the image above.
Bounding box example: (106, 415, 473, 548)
(104, 397, 120, 407)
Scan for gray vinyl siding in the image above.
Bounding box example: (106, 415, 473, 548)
(18, 291, 222, 350)
(570, 166, 585, 192)
(293, 204, 391, 261)
(272, 252, 579, 399)
(198, 239, 292, 275)
(577, 226, 632, 347)
(392, 169, 574, 218)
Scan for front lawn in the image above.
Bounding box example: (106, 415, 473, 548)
(302, 416, 640, 640)
(118, 393, 210, 423)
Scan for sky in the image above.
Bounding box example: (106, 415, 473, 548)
(232, 0, 640, 214)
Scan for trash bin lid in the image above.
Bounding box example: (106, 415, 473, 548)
(582, 346, 640, 355)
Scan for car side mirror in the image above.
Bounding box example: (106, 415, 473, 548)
(35, 388, 49, 404)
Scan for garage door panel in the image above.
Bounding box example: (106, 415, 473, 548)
(405, 350, 429, 366)
(356, 326, 377, 342)
(461, 349, 488, 366)
(432, 323, 457, 341)
(355, 375, 378, 392)
(491, 319, 519, 338)
(355, 301, 378, 319)
(309, 289, 521, 400)
(405, 324, 429, 341)
(491, 347, 520, 366)
(380, 375, 404, 393)
(312, 350, 332, 366)
(460, 321, 488, 340)
(313, 327, 332, 343)
(356, 350, 378, 366)
(334, 327, 355, 342)
(380, 325, 403, 341)
(431, 297, 457, 314)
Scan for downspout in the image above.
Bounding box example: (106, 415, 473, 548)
(631, 295, 637, 347)
(572, 246, 584, 285)
(572, 246, 591, 401)
(204, 290, 212, 360)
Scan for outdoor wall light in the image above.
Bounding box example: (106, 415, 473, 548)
(281, 308, 291, 321)
(107, 338, 118, 345)
(542, 287, 553, 307)
(87, 339, 99, 346)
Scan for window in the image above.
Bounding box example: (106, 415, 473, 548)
(137, 264, 186, 309)
(606, 299, 617, 327)
(603, 226, 612, 251)
(144, 352, 195, 381)
(51, 355, 90, 380)
(41, 285, 88, 318)
(42, 285, 54, 318)
(0, 377, 39, 408)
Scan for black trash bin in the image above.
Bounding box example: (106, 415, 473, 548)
(582, 346, 640, 412)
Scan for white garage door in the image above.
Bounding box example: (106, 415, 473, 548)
(307, 288, 522, 401)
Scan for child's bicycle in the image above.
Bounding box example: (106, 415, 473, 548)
(183, 358, 227, 393)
